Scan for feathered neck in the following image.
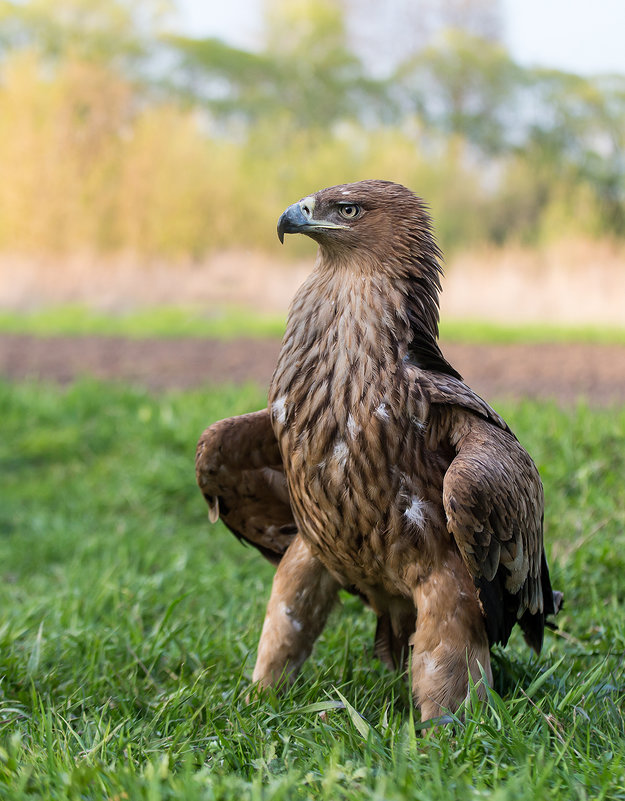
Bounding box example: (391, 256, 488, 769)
(286, 239, 461, 382)
(282, 249, 432, 358)
(317, 240, 444, 344)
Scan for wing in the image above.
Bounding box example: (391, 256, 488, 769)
(195, 409, 297, 565)
(407, 328, 463, 381)
(415, 369, 512, 434)
(414, 369, 559, 651)
(195, 407, 405, 663)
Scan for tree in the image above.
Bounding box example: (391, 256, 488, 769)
(522, 68, 625, 235)
(341, 0, 502, 77)
(0, 0, 169, 71)
(395, 29, 523, 156)
(165, 0, 389, 130)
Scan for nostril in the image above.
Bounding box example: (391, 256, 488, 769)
(301, 204, 310, 218)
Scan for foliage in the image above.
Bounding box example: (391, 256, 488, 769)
(167, 0, 385, 130)
(396, 29, 525, 155)
(0, 0, 624, 259)
(0, 379, 624, 798)
(0, 0, 166, 68)
(0, 51, 237, 256)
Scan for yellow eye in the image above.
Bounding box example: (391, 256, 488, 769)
(338, 204, 360, 219)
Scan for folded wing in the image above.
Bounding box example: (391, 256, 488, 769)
(441, 407, 557, 652)
(408, 368, 559, 651)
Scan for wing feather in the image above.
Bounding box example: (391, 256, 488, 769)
(417, 371, 511, 433)
(195, 408, 402, 657)
(441, 413, 553, 650)
(195, 409, 296, 565)
(410, 367, 558, 651)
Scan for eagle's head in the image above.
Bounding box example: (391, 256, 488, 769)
(277, 179, 441, 270)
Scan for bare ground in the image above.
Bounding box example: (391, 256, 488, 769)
(2, 242, 624, 404)
(2, 334, 624, 405)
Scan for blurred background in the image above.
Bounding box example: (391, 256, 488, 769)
(0, 0, 624, 324)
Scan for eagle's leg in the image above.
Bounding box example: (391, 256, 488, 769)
(252, 534, 340, 691)
(411, 554, 492, 721)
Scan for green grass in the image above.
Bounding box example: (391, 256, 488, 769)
(0, 379, 624, 799)
(0, 306, 287, 341)
(439, 319, 625, 345)
(1, 305, 625, 344)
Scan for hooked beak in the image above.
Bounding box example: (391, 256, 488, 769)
(277, 197, 348, 244)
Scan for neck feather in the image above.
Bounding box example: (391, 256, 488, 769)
(313, 245, 444, 344)
(278, 248, 443, 372)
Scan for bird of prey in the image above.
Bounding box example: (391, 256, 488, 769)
(196, 179, 560, 721)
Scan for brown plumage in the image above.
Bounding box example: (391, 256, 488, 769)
(196, 179, 561, 721)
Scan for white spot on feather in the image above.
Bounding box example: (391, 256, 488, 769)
(422, 654, 439, 678)
(404, 496, 427, 530)
(410, 414, 426, 431)
(272, 396, 287, 424)
(341, 190, 351, 195)
(333, 439, 349, 467)
(375, 402, 390, 421)
(347, 414, 360, 438)
(280, 602, 302, 631)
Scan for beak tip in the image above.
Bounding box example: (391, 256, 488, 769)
(277, 211, 287, 244)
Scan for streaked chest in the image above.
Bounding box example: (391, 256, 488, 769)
(267, 268, 449, 585)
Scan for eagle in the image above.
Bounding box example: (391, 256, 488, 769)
(196, 180, 561, 721)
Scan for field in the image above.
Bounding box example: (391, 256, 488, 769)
(1, 370, 624, 799)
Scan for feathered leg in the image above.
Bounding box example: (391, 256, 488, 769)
(411, 553, 492, 721)
(252, 534, 340, 690)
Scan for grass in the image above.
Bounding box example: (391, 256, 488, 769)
(0, 378, 624, 799)
(0, 307, 288, 341)
(1, 305, 625, 344)
(440, 319, 625, 345)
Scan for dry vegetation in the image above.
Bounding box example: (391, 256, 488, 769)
(0, 0, 624, 328)
(0, 44, 622, 326)
(441, 238, 625, 326)
(4, 238, 625, 326)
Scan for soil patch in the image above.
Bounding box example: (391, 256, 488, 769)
(2, 334, 624, 406)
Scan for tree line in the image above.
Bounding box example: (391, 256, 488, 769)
(0, 0, 623, 258)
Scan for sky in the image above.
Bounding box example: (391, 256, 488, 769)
(173, 0, 625, 77)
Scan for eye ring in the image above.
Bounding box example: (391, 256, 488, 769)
(338, 204, 361, 220)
